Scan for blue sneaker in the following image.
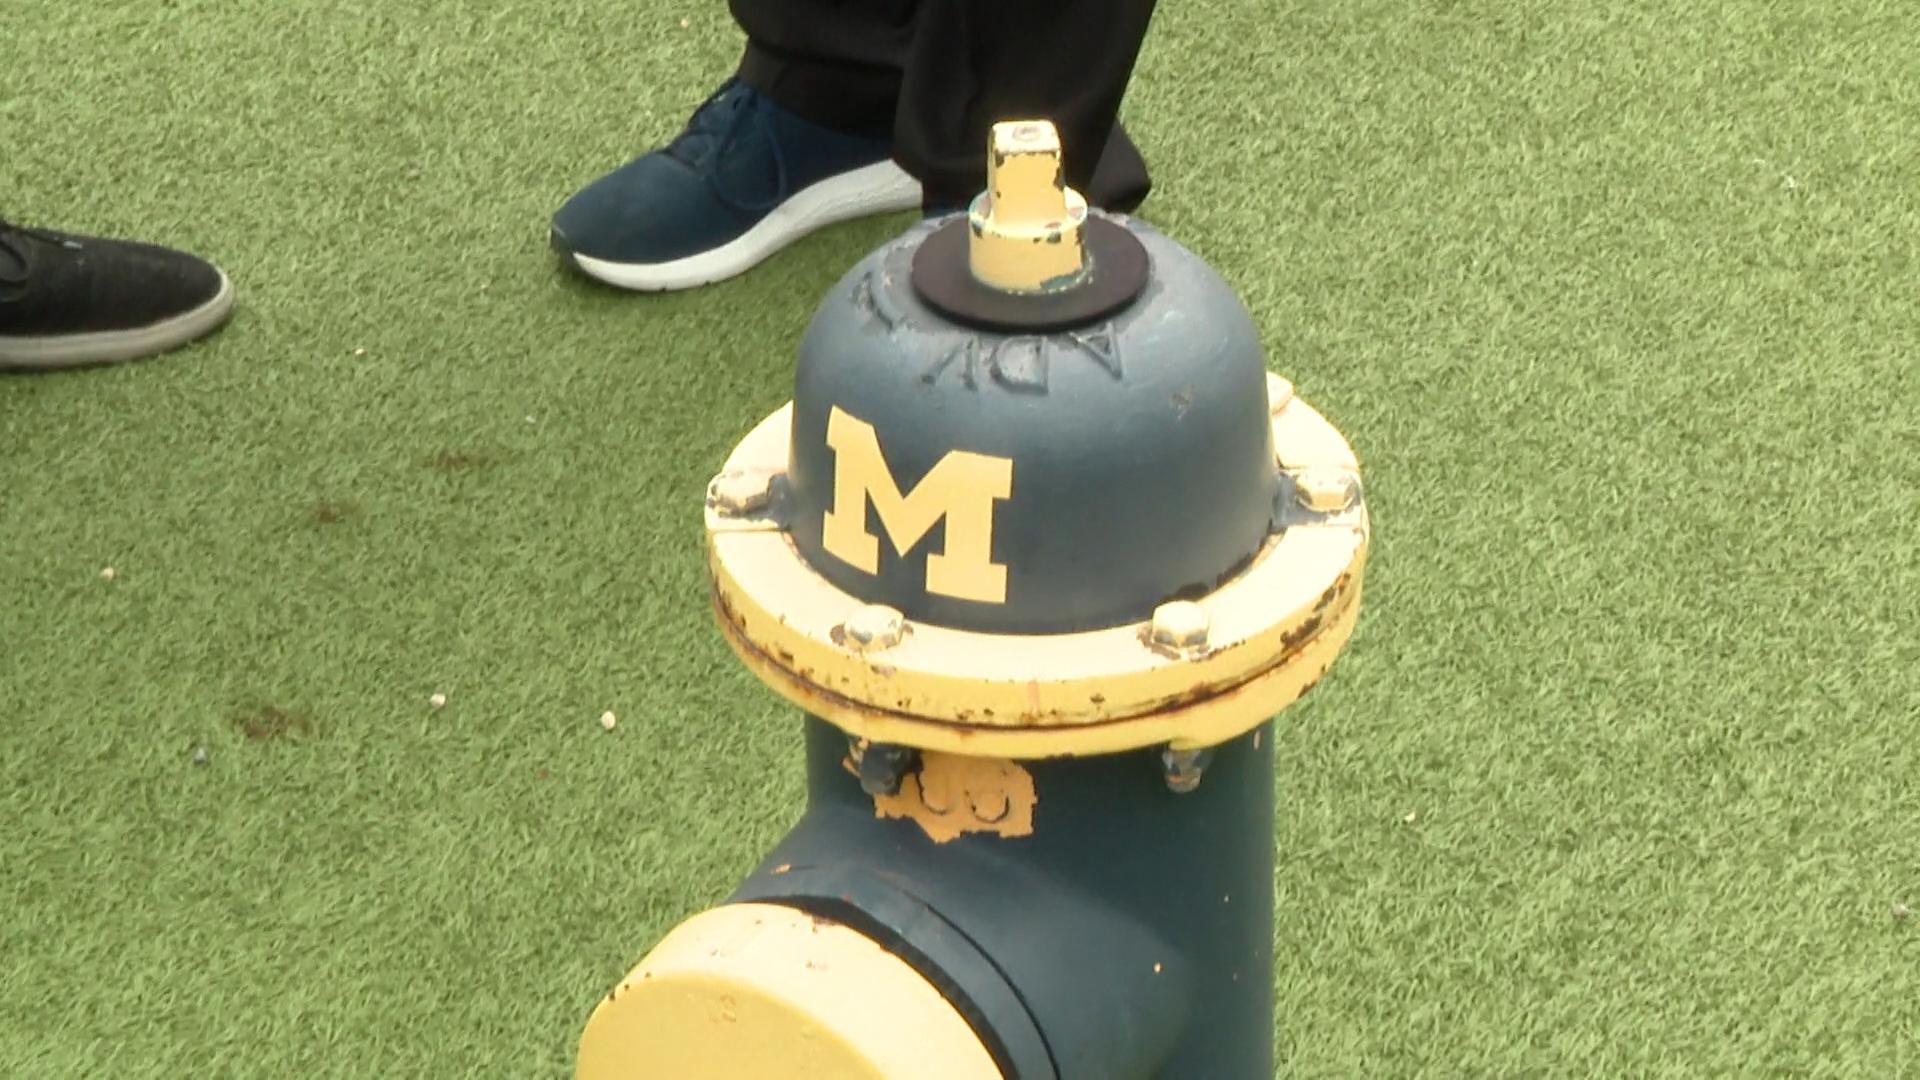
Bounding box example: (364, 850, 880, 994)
(551, 79, 921, 292)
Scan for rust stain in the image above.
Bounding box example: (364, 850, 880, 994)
(871, 752, 1037, 844)
(424, 449, 506, 473)
(710, 585, 740, 627)
(307, 499, 361, 526)
(1280, 614, 1324, 652)
(233, 704, 313, 741)
(1313, 572, 1353, 613)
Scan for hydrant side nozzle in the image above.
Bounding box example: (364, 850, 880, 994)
(575, 903, 1005, 1080)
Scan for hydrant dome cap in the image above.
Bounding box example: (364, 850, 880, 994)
(784, 215, 1280, 635)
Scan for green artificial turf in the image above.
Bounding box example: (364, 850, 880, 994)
(4, 0, 1917, 1075)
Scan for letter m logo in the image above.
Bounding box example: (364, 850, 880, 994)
(820, 406, 1014, 604)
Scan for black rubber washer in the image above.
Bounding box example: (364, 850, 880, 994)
(910, 215, 1149, 333)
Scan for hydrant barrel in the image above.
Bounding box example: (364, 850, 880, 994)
(577, 120, 1371, 1079)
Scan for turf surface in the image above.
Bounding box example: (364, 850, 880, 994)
(4, 1, 1917, 1075)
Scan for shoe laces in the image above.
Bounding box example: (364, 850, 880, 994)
(663, 79, 792, 216)
(0, 217, 81, 287)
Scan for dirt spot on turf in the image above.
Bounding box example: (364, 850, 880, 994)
(424, 449, 507, 473)
(307, 499, 363, 526)
(233, 704, 315, 741)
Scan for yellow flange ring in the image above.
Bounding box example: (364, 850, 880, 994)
(706, 373, 1369, 758)
(576, 903, 1002, 1080)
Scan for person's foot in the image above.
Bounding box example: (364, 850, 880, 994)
(551, 78, 922, 292)
(0, 219, 234, 370)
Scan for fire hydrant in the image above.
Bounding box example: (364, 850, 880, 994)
(576, 120, 1371, 1079)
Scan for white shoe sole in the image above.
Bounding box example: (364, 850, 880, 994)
(565, 160, 922, 293)
(0, 271, 235, 370)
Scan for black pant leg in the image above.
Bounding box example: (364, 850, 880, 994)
(730, 0, 916, 139)
(893, 0, 1158, 208)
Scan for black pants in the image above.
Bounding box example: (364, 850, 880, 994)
(731, 0, 1158, 211)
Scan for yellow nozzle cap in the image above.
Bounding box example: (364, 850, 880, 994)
(968, 120, 1090, 294)
(577, 903, 1003, 1080)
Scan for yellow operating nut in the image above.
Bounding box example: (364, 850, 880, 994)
(968, 120, 1090, 293)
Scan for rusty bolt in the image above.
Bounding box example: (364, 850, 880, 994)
(857, 743, 918, 796)
(1160, 747, 1215, 793)
(840, 604, 908, 652)
(1149, 600, 1210, 655)
(1294, 469, 1357, 513)
(708, 470, 775, 516)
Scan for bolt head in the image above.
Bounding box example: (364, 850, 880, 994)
(1295, 469, 1357, 513)
(707, 470, 775, 516)
(840, 605, 908, 652)
(857, 743, 917, 796)
(1160, 747, 1214, 793)
(1149, 600, 1211, 654)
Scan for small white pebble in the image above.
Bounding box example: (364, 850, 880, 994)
(429, 693, 448, 710)
(599, 710, 618, 732)
(352, 347, 367, 357)
(99, 566, 116, 581)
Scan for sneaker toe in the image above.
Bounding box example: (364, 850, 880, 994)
(551, 152, 749, 268)
(103, 239, 228, 329)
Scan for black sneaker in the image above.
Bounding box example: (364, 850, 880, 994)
(0, 220, 235, 370)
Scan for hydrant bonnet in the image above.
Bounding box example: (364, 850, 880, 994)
(784, 215, 1280, 635)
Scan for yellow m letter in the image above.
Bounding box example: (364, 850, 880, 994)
(820, 407, 1014, 604)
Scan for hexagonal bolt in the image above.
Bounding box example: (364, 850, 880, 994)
(1149, 600, 1211, 655)
(708, 470, 776, 516)
(839, 604, 908, 652)
(1160, 747, 1215, 794)
(1294, 469, 1357, 514)
(858, 743, 919, 796)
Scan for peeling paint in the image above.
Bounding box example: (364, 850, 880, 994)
(871, 752, 1038, 843)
